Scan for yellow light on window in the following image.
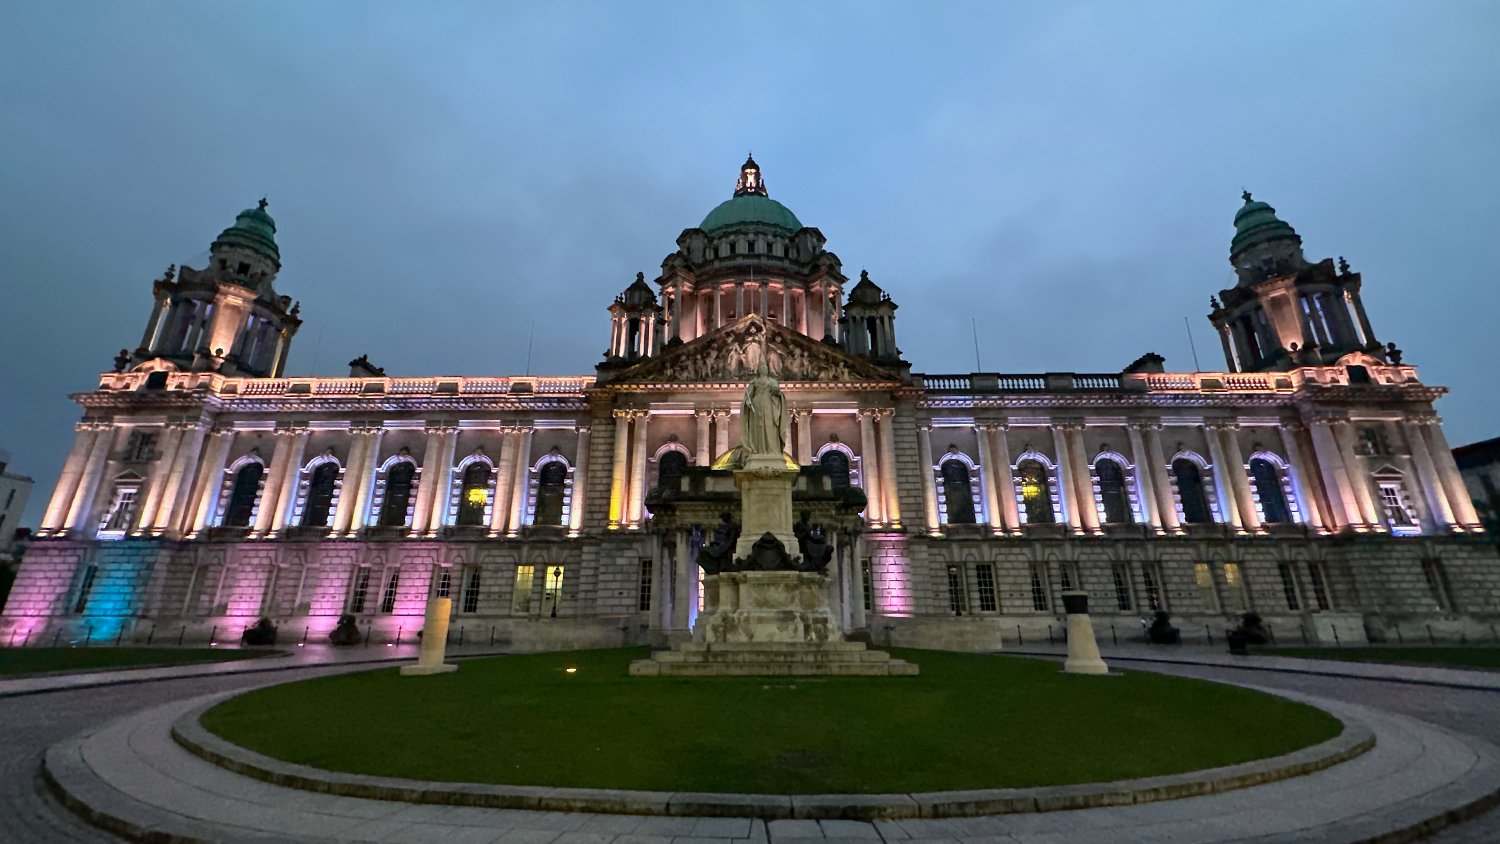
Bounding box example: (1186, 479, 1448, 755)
(466, 488, 486, 506)
(1021, 481, 1041, 500)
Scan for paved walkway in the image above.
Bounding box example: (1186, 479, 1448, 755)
(44, 683, 1500, 843)
(0, 643, 512, 698)
(1003, 642, 1500, 691)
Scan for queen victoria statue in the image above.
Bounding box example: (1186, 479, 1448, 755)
(740, 362, 788, 458)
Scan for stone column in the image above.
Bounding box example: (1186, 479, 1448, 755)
(1217, 325, 1238, 372)
(794, 409, 814, 465)
(42, 423, 100, 535)
(331, 429, 369, 536)
(850, 536, 868, 628)
(671, 530, 689, 633)
(823, 290, 836, 341)
(668, 288, 680, 341)
(1202, 423, 1243, 532)
(269, 428, 310, 536)
(1276, 422, 1324, 530)
(714, 410, 730, 458)
(858, 410, 883, 524)
(1404, 419, 1456, 531)
(1307, 419, 1362, 530)
(695, 410, 712, 465)
(735, 282, 745, 319)
(409, 426, 445, 536)
(189, 427, 236, 535)
(607, 412, 631, 527)
(400, 597, 458, 676)
(1220, 425, 1260, 533)
(135, 424, 185, 536)
(1067, 426, 1099, 534)
(351, 428, 386, 533)
(714, 285, 723, 328)
(1125, 424, 1161, 531)
(917, 424, 941, 534)
(1332, 421, 1382, 528)
(253, 431, 295, 536)
(990, 425, 1020, 534)
(877, 410, 901, 527)
(157, 422, 208, 536)
(64, 423, 120, 534)
(1146, 424, 1180, 533)
(426, 427, 460, 535)
(140, 293, 170, 353)
(568, 426, 591, 535)
(781, 286, 791, 327)
(507, 427, 534, 534)
(974, 423, 1004, 533)
(1349, 289, 1379, 348)
(488, 428, 519, 536)
(627, 412, 650, 527)
(1422, 420, 1483, 528)
(1050, 425, 1081, 531)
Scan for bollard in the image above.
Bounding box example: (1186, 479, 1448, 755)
(1427, 624, 1434, 645)
(1017, 625, 1023, 647)
(1492, 624, 1498, 643)
(146, 624, 155, 645)
(1111, 624, 1117, 646)
(84, 625, 91, 648)
(209, 625, 217, 645)
(395, 627, 402, 647)
(115, 627, 123, 647)
(1301, 625, 1308, 645)
(1060, 591, 1108, 675)
(490, 626, 495, 646)
(302, 626, 309, 646)
(459, 626, 465, 647)
(6, 629, 13, 647)
(1047, 625, 1054, 646)
(178, 626, 185, 646)
(364, 626, 371, 647)
(1205, 625, 1212, 645)
(401, 597, 458, 676)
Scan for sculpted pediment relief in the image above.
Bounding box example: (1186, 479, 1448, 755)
(606, 315, 897, 385)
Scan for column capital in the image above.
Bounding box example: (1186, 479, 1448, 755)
(789, 407, 812, 420)
(1311, 410, 1350, 425)
(974, 419, 1009, 432)
(574, 425, 592, 435)
(1405, 411, 1441, 426)
(77, 418, 113, 433)
(1051, 418, 1086, 432)
(424, 423, 459, 435)
(1203, 419, 1240, 432)
(694, 408, 712, 419)
(1126, 418, 1161, 432)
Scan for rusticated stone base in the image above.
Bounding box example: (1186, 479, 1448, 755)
(629, 641, 919, 676)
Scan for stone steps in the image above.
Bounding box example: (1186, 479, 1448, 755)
(629, 641, 919, 676)
(651, 650, 896, 664)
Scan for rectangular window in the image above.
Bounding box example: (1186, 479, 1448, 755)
(1111, 564, 1132, 611)
(946, 565, 967, 615)
(1307, 562, 1331, 611)
(638, 558, 653, 612)
(861, 559, 873, 612)
(1029, 564, 1049, 612)
(461, 567, 481, 614)
(1422, 559, 1456, 612)
(698, 576, 705, 612)
(349, 567, 371, 614)
(1223, 562, 1248, 612)
(73, 565, 98, 613)
(1378, 482, 1417, 531)
(436, 568, 451, 599)
(1194, 563, 1219, 612)
(99, 485, 140, 537)
(975, 563, 997, 612)
(512, 565, 534, 614)
(543, 565, 565, 615)
(379, 567, 401, 613)
(1057, 562, 1075, 591)
(1278, 563, 1301, 611)
(1141, 564, 1162, 611)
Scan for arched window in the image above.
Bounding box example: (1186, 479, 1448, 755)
(658, 450, 688, 491)
(1173, 459, 1213, 524)
(301, 462, 339, 527)
(456, 462, 492, 526)
(1017, 459, 1054, 524)
(224, 463, 264, 528)
(379, 462, 416, 526)
(1096, 459, 1133, 524)
(820, 450, 851, 489)
(1249, 458, 1291, 523)
(533, 461, 569, 526)
(940, 459, 976, 524)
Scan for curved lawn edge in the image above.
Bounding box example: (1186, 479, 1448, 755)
(172, 690, 1374, 820)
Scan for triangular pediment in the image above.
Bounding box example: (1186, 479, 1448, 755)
(603, 315, 899, 385)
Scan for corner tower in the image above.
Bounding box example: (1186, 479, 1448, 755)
(1208, 193, 1383, 372)
(131, 201, 302, 378)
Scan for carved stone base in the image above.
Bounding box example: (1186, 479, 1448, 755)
(733, 458, 800, 561)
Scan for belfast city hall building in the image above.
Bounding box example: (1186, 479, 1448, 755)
(4, 158, 1497, 650)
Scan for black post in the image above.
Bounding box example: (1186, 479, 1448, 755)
(1111, 624, 1117, 645)
(1301, 625, 1307, 645)
(52, 629, 62, 648)
(177, 625, 185, 646)
(1267, 623, 1276, 645)
(84, 625, 91, 648)
(114, 627, 123, 647)
(1016, 625, 1023, 646)
(1396, 627, 1404, 645)
(146, 624, 155, 645)
(395, 626, 402, 647)
(1205, 624, 1211, 645)
(1332, 625, 1340, 646)
(1428, 624, 1435, 645)
(1047, 625, 1053, 646)
(209, 625, 217, 645)
(301, 626, 309, 646)
(364, 625, 371, 647)
(459, 626, 464, 646)
(490, 626, 495, 646)
(21, 629, 30, 647)
(7, 629, 14, 647)
(1491, 624, 1498, 643)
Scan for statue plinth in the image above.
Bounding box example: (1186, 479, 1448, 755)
(733, 455, 800, 560)
(695, 570, 837, 645)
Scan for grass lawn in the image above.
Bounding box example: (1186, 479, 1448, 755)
(1269, 647, 1500, 672)
(0, 647, 273, 677)
(202, 647, 1341, 794)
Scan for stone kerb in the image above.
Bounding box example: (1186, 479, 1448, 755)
(170, 692, 1375, 820)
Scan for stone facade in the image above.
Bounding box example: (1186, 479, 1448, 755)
(3, 158, 1497, 650)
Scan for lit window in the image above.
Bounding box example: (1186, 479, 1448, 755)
(544, 565, 565, 615)
(1223, 562, 1248, 611)
(1016, 459, 1055, 524)
(512, 565, 534, 614)
(456, 462, 492, 526)
(1194, 562, 1219, 611)
(98, 484, 140, 538)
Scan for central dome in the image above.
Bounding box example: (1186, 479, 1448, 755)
(700, 194, 803, 233)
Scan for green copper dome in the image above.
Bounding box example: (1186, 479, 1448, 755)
(700, 194, 803, 233)
(1230, 191, 1297, 257)
(214, 199, 281, 262)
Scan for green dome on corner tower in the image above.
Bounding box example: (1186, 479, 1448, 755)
(213, 198, 281, 263)
(1230, 191, 1297, 259)
(699, 155, 803, 233)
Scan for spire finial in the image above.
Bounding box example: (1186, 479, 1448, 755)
(258, 197, 269, 210)
(1241, 190, 1252, 202)
(734, 154, 767, 197)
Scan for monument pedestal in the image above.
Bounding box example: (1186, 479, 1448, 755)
(733, 455, 800, 560)
(401, 597, 458, 676)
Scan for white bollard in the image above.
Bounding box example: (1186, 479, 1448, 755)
(1061, 590, 1109, 675)
(400, 597, 458, 676)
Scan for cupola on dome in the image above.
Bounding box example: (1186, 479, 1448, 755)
(699, 155, 803, 233)
(214, 198, 281, 263)
(1230, 191, 1298, 258)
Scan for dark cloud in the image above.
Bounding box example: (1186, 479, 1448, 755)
(2, 1, 1497, 528)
